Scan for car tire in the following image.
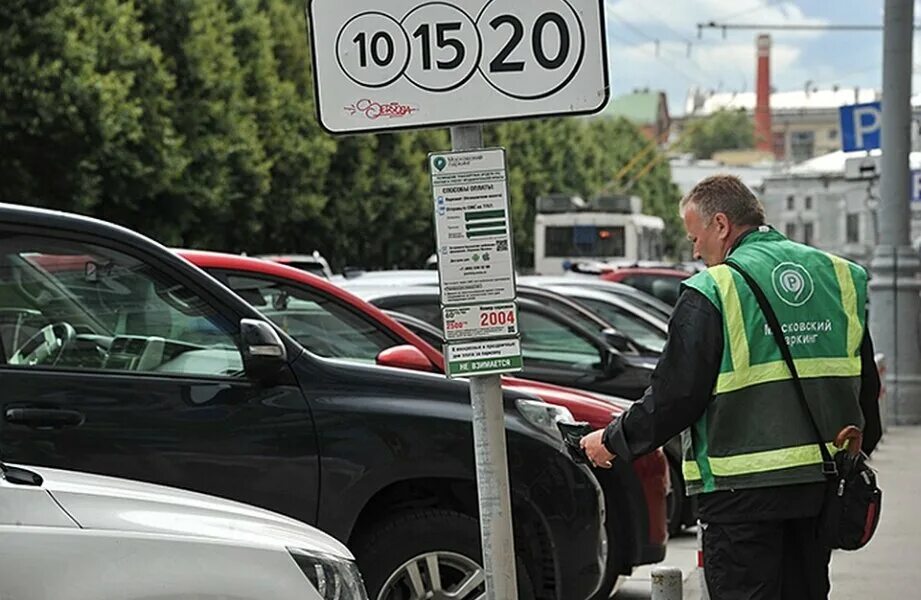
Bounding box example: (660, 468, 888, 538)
(353, 509, 536, 600)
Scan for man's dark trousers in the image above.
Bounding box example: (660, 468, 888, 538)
(702, 516, 831, 599)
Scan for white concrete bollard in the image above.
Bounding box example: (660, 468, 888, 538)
(651, 566, 683, 600)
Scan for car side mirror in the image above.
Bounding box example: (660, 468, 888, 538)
(240, 318, 287, 381)
(376, 344, 436, 372)
(601, 328, 631, 352)
(600, 347, 627, 379)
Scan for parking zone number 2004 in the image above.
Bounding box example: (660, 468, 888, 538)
(480, 309, 515, 327)
(336, 0, 586, 99)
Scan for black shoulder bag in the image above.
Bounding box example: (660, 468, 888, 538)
(726, 260, 881, 550)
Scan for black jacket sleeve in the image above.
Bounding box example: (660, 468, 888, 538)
(859, 327, 882, 456)
(602, 288, 723, 461)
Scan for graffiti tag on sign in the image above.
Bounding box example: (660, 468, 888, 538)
(344, 99, 419, 120)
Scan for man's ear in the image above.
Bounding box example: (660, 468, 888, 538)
(713, 213, 731, 240)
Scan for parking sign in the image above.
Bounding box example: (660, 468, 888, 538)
(306, 0, 610, 134)
(839, 102, 882, 152)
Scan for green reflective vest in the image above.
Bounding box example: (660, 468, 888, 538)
(681, 227, 867, 495)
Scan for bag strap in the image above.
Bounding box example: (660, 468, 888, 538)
(725, 259, 837, 477)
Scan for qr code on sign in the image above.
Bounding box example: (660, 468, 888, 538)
(496, 239, 509, 252)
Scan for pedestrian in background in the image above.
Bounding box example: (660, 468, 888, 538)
(581, 174, 882, 599)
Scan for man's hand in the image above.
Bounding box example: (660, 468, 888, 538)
(580, 430, 616, 469)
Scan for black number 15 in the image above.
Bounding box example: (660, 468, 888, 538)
(412, 22, 465, 70)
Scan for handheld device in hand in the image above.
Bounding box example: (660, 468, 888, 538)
(557, 421, 595, 465)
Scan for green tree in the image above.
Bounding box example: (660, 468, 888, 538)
(0, 0, 185, 239)
(228, 0, 334, 254)
(681, 108, 755, 159)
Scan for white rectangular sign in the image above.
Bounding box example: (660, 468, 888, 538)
(306, 0, 610, 134)
(443, 303, 518, 341)
(431, 148, 516, 306)
(445, 338, 523, 377)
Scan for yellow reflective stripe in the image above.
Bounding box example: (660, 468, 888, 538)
(706, 442, 839, 477)
(827, 253, 862, 356)
(683, 461, 702, 481)
(711, 265, 750, 371)
(715, 356, 861, 394)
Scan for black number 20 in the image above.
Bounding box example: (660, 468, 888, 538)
(489, 12, 571, 73)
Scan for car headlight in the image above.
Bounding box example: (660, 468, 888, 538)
(515, 399, 575, 440)
(288, 548, 369, 600)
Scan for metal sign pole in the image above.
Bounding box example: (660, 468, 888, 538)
(451, 124, 519, 600)
(871, 0, 921, 425)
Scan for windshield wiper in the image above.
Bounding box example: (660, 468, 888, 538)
(0, 459, 43, 486)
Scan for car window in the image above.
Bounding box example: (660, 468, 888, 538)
(578, 297, 667, 353)
(223, 274, 396, 363)
(622, 275, 683, 305)
(529, 294, 606, 334)
(518, 310, 600, 371)
(384, 300, 442, 328)
(0, 235, 242, 377)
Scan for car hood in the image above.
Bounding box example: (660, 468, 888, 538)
(19, 464, 351, 559)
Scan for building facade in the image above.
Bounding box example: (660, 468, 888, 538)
(761, 150, 921, 265)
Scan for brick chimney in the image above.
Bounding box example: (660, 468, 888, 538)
(755, 34, 773, 154)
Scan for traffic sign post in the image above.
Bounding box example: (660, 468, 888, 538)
(431, 136, 523, 600)
(307, 0, 609, 133)
(306, 2, 610, 596)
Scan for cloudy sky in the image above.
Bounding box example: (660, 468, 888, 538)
(605, 0, 905, 115)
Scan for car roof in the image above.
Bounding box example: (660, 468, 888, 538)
(605, 267, 691, 278)
(542, 285, 668, 330)
(341, 270, 439, 287)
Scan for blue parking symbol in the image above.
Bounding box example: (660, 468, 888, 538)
(839, 102, 882, 152)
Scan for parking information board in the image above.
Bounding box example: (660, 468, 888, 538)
(306, 0, 609, 134)
(431, 148, 522, 377)
(445, 339, 523, 377)
(443, 303, 518, 342)
(431, 149, 516, 305)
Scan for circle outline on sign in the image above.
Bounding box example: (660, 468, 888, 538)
(335, 11, 411, 89)
(770, 262, 816, 307)
(399, 1, 484, 93)
(474, 0, 587, 101)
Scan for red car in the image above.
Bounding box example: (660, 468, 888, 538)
(601, 268, 691, 306)
(178, 249, 669, 589)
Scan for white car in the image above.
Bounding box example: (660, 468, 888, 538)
(0, 462, 367, 600)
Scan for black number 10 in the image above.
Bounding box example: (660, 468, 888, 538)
(353, 31, 395, 67)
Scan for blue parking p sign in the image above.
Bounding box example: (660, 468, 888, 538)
(839, 102, 882, 152)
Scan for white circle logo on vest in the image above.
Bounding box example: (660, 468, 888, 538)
(771, 262, 815, 307)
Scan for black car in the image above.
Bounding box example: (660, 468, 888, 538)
(0, 205, 605, 600)
(349, 287, 655, 400)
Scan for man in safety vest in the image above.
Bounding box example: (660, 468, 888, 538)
(581, 175, 881, 599)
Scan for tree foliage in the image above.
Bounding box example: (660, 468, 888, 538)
(1, 0, 683, 270)
(680, 109, 755, 159)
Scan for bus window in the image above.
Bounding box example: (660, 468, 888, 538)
(544, 226, 626, 258)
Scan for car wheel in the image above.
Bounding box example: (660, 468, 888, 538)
(354, 509, 535, 600)
(667, 459, 685, 537)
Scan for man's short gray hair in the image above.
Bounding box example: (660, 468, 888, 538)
(680, 174, 766, 227)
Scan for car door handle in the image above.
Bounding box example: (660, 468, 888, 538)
(4, 408, 85, 429)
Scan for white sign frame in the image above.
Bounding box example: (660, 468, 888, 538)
(306, 0, 610, 134)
